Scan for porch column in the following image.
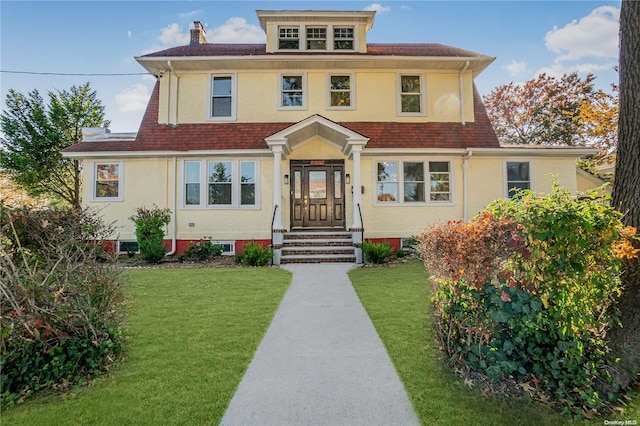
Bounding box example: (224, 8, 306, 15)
(351, 145, 364, 263)
(271, 146, 285, 265)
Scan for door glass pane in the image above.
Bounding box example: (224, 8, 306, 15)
(334, 171, 341, 198)
(309, 171, 327, 199)
(294, 171, 302, 199)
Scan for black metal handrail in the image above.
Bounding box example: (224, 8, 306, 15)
(270, 205, 278, 266)
(357, 202, 364, 244)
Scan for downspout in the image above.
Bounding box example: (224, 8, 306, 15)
(167, 60, 178, 127)
(463, 150, 473, 221)
(459, 60, 470, 126)
(166, 156, 177, 256)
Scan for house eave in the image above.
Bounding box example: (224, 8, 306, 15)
(470, 146, 600, 157)
(62, 149, 273, 159)
(135, 55, 495, 77)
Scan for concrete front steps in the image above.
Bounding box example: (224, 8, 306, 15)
(280, 230, 356, 264)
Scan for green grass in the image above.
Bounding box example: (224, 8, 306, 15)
(350, 260, 570, 425)
(2, 267, 291, 425)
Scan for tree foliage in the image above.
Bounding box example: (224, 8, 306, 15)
(609, 0, 640, 391)
(483, 72, 618, 166)
(0, 82, 109, 208)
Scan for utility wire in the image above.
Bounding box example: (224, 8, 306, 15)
(1, 70, 151, 76)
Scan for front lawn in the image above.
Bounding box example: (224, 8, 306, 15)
(2, 268, 291, 425)
(350, 260, 568, 425)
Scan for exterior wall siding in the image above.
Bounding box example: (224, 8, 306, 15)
(164, 71, 474, 124)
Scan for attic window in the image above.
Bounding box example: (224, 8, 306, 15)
(334, 27, 354, 50)
(307, 27, 326, 50)
(279, 27, 299, 50)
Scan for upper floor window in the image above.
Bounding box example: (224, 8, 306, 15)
(93, 162, 123, 201)
(505, 161, 531, 198)
(328, 74, 354, 109)
(279, 27, 299, 50)
(280, 74, 306, 109)
(334, 27, 354, 50)
(398, 74, 425, 115)
(307, 27, 326, 50)
(210, 74, 236, 121)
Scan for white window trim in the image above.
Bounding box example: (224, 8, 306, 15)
(207, 73, 237, 122)
(180, 159, 261, 210)
(274, 24, 357, 52)
(91, 161, 124, 202)
(326, 73, 356, 110)
(212, 240, 236, 256)
(277, 26, 301, 51)
(396, 73, 427, 117)
(118, 240, 139, 254)
(504, 160, 533, 198)
(278, 73, 308, 110)
(373, 159, 455, 206)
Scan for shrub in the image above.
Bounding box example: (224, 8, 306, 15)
(0, 205, 124, 407)
(129, 205, 171, 264)
(396, 248, 405, 258)
(419, 184, 638, 416)
(179, 238, 224, 262)
(236, 242, 273, 267)
(362, 241, 393, 264)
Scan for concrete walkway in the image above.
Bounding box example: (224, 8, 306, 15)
(220, 264, 419, 426)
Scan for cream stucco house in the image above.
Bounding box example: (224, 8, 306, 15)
(63, 10, 600, 264)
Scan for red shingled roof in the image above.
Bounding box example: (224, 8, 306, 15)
(140, 43, 487, 58)
(63, 82, 499, 154)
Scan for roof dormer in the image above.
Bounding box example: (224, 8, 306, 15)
(256, 10, 375, 54)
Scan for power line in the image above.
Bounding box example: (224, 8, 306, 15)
(1, 70, 151, 76)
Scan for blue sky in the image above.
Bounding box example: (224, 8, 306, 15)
(1, 1, 621, 132)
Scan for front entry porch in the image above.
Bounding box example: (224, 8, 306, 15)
(265, 115, 368, 265)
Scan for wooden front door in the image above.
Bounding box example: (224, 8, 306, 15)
(291, 160, 345, 229)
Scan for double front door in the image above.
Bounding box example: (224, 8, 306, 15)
(290, 160, 345, 229)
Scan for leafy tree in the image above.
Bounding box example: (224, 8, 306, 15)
(609, 0, 640, 391)
(484, 73, 618, 167)
(0, 82, 108, 208)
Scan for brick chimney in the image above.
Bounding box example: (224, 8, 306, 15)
(190, 21, 207, 45)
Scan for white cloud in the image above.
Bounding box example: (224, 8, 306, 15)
(364, 3, 391, 13)
(116, 83, 151, 113)
(536, 62, 617, 79)
(207, 17, 265, 43)
(545, 6, 619, 62)
(127, 30, 131, 38)
(158, 23, 190, 47)
(179, 9, 202, 18)
(400, 5, 411, 11)
(504, 60, 527, 77)
(142, 23, 190, 54)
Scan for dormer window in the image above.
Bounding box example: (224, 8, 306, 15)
(279, 27, 299, 49)
(306, 27, 326, 50)
(334, 27, 354, 50)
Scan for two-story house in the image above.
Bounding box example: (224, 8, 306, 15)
(63, 10, 599, 264)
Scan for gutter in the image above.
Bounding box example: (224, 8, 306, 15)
(167, 60, 178, 127)
(459, 60, 470, 126)
(463, 149, 473, 221)
(166, 156, 177, 256)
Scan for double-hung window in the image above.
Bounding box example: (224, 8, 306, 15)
(334, 27, 354, 50)
(398, 74, 425, 115)
(505, 161, 531, 198)
(328, 74, 353, 108)
(93, 162, 123, 201)
(210, 74, 235, 120)
(279, 27, 299, 50)
(306, 27, 326, 50)
(183, 160, 258, 208)
(376, 161, 451, 204)
(280, 74, 306, 109)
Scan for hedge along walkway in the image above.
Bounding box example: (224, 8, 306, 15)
(2, 268, 291, 426)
